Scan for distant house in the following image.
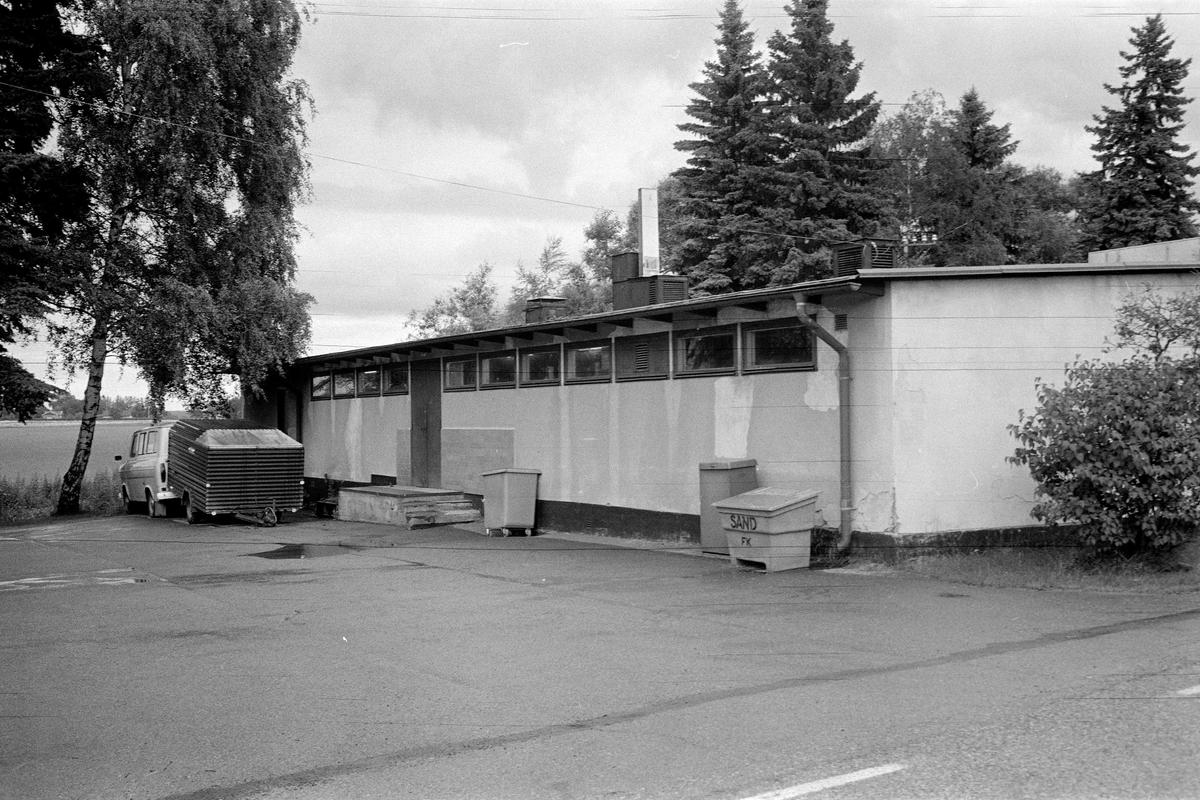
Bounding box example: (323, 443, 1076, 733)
(247, 238, 1200, 551)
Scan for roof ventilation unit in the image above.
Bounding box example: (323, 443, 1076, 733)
(524, 296, 568, 324)
(613, 274, 690, 310)
(831, 239, 899, 276)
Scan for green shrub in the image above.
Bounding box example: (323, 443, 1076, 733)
(1010, 355, 1200, 555)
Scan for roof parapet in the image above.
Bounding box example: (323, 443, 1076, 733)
(1087, 237, 1200, 265)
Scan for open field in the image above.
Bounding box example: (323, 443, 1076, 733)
(0, 420, 147, 481)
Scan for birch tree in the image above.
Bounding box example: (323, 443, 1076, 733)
(51, 0, 312, 514)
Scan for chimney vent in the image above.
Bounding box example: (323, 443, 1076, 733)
(611, 251, 640, 283)
(524, 296, 568, 324)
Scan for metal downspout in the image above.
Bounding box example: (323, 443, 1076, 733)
(795, 300, 854, 553)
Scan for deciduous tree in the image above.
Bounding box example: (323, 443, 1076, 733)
(408, 262, 500, 337)
(50, 0, 312, 514)
(0, 0, 96, 420)
(502, 237, 571, 324)
(870, 88, 1081, 266)
(1010, 286, 1200, 556)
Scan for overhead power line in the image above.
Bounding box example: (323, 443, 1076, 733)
(0, 78, 896, 250)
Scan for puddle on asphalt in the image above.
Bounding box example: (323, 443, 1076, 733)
(249, 543, 360, 560)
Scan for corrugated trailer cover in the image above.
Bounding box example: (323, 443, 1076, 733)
(170, 420, 304, 515)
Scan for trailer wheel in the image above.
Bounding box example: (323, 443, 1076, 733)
(261, 506, 278, 527)
(183, 494, 202, 525)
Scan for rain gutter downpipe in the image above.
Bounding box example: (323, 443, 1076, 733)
(794, 298, 854, 554)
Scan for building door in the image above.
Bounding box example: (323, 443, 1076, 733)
(410, 359, 442, 488)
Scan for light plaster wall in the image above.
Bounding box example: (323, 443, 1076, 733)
(882, 272, 1200, 533)
(440, 371, 840, 519)
(842, 294, 898, 533)
(303, 394, 410, 483)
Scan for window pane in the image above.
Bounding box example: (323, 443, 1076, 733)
(358, 368, 381, 396)
(566, 344, 611, 381)
(749, 326, 813, 368)
(481, 353, 516, 386)
(678, 331, 735, 373)
(445, 358, 477, 390)
(383, 364, 408, 394)
(333, 372, 356, 397)
(311, 373, 331, 399)
(522, 349, 560, 384)
(145, 432, 158, 454)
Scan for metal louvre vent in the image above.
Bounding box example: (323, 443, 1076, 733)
(834, 313, 849, 331)
(634, 343, 650, 372)
(834, 246, 864, 277)
(657, 277, 689, 303)
(832, 240, 898, 275)
(869, 244, 897, 269)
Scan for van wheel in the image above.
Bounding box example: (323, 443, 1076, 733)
(184, 494, 201, 525)
(145, 490, 157, 518)
(121, 488, 135, 515)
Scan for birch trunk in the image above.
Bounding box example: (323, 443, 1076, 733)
(55, 314, 109, 515)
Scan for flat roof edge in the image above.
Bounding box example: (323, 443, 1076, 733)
(296, 274, 861, 366)
(857, 262, 1200, 280)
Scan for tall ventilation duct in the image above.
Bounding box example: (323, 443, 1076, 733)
(611, 187, 688, 310)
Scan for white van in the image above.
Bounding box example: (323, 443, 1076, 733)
(115, 421, 179, 516)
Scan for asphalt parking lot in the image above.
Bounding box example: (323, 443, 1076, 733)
(2, 513, 1199, 800)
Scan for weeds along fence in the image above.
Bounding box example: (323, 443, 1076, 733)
(0, 471, 122, 525)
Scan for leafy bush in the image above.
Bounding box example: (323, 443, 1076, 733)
(1010, 355, 1200, 555)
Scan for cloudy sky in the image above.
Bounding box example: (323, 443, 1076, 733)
(19, 0, 1200, 397)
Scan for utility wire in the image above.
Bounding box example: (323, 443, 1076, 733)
(0, 78, 902, 250)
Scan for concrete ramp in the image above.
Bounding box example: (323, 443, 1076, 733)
(336, 486, 481, 529)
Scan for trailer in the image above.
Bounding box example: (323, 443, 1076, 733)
(167, 419, 305, 525)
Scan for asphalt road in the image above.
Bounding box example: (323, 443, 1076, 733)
(1, 514, 1198, 800)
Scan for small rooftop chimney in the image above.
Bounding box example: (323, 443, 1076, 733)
(609, 187, 688, 310)
(639, 187, 660, 276)
(524, 296, 568, 324)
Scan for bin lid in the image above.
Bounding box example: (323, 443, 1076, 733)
(699, 458, 757, 470)
(480, 468, 542, 476)
(713, 487, 820, 515)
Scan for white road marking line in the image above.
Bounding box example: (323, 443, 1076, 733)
(740, 763, 907, 800)
(1178, 685, 1200, 697)
(0, 572, 155, 591)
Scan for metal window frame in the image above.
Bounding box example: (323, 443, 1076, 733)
(673, 325, 738, 378)
(310, 372, 333, 401)
(564, 340, 613, 385)
(357, 367, 382, 397)
(741, 319, 817, 373)
(519, 345, 562, 387)
(332, 370, 356, 398)
(382, 363, 410, 395)
(480, 350, 518, 390)
(443, 355, 478, 392)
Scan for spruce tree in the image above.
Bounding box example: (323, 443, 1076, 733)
(761, 0, 887, 286)
(1079, 14, 1200, 250)
(671, 0, 775, 294)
